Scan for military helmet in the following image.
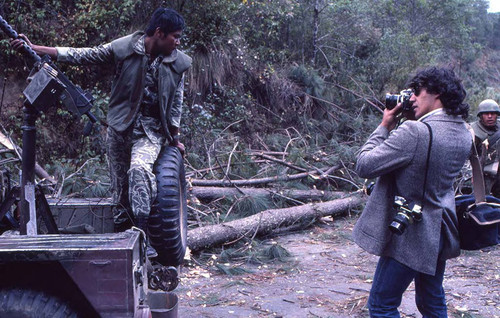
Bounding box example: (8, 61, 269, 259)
(477, 99, 500, 116)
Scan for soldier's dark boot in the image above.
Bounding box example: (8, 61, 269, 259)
(135, 216, 158, 259)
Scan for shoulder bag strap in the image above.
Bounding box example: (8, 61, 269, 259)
(466, 124, 487, 203)
(486, 126, 500, 146)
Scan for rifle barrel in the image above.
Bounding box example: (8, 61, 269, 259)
(0, 14, 95, 122)
(0, 14, 41, 64)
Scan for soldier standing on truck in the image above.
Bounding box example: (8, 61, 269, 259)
(471, 99, 500, 197)
(10, 7, 191, 258)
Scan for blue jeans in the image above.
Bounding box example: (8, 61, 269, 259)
(368, 256, 447, 318)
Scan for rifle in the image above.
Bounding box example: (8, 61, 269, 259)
(0, 14, 97, 133)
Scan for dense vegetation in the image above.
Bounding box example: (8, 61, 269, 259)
(0, 0, 499, 207)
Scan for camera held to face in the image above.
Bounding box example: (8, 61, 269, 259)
(389, 196, 423, 235)
(385, 89, 414, 112)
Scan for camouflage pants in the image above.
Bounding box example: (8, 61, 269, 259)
(107, 115, 165, 227)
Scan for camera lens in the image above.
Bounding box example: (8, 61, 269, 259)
(385, 94, 400, 110)
(389, 211, 410, 235)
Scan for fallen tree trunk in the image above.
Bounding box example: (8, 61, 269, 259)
(188, 194, 365, 251)
(191, 186, 346, 202)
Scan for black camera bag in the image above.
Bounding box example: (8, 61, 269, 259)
(455, 194, 500, 250)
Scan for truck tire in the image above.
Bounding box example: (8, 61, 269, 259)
(149, 146, 188, 266)
(0, 288, 79, 318)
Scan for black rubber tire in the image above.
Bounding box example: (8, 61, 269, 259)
(149, 146, 188, 266)
(0, 288, 79, 318)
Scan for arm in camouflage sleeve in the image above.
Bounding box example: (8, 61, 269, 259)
(169, 74, 184, 128)
(56, 43, 114, 65)
(10, 33, 114, 66)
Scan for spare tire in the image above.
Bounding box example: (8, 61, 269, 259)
(0, 288, 79, 318)
(148, 146, 188, 266)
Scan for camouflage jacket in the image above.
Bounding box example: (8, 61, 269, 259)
(471, 120, 500, 174)
(56, 31, 192, 142)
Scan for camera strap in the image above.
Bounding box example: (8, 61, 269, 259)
(421, 122, 433, 209)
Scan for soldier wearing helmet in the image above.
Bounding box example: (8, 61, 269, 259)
(471, 99, 500, 196)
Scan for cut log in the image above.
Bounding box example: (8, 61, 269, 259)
(187, 194, 365, 251)
(191, 186, 346, 202)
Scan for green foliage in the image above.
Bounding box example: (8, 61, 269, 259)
(288, 65, 325, 99)
(189, 187, 277, 225)
(45, 157, 110, 197)
(193, 240, 292, 275)
(490, 14, 500, 49)
(258, 243, 291, 261)
(226, 195, 273, 219)
(237, 0, 299, 63)
(72, 0, 137, 43)
(180, 0, 240, 50)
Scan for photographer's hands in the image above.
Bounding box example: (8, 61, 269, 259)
(381, 103, 403, 131)
(381, 102, 416, 131)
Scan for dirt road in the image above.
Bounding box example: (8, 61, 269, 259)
(176, 216, 500, 318)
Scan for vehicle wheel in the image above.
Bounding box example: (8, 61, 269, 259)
(149, 146, 188, 266)
(0, 288, 79, 318)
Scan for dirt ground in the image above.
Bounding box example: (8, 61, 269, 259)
(175, 216, 500, 318)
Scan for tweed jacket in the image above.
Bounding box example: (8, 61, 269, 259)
(57, 31, 192, 141)
(354, 110, 471, 275)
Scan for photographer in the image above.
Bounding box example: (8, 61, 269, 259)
(354, 67, 471, 316)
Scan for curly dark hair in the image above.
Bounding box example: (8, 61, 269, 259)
(406, 67, 469, 119)
(145, 8, 185, 36)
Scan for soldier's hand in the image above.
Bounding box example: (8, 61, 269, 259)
(175, 142, 185, 157)
(9, 34, 32, 51)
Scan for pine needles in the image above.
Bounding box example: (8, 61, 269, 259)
(191, 240, 293, 276)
